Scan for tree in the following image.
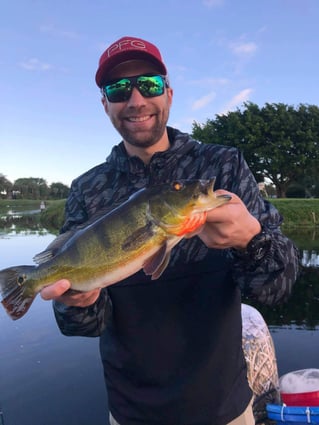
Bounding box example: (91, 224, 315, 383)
(13, 177, 49, 199)
(192, 102, 319, 197)
(49, 182, 69, 199)
(0, 174, 13, 198)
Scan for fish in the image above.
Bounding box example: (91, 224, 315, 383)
(0, 178, 231, 320)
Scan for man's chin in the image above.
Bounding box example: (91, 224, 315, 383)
(122, 129, 160, 149)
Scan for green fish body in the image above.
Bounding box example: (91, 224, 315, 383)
(0, 179, 231, 320)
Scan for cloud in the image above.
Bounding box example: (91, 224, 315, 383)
(226, 38, 258, 74)
(219, 88, 253, 114)
(229, 41, 257, 57)
(19, 58, 53, 71)
(192, 92, 216, 110)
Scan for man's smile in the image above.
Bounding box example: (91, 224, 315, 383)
(126, 115, 153, 123)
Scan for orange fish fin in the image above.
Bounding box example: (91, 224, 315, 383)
(0, 266, 37, 320)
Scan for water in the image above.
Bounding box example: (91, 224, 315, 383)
(0, 228, 108, 425)
(249, 227, 319, 377)
(0, 217, 318, 425)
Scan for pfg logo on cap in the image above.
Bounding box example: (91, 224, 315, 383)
(107, 38, 147, 58)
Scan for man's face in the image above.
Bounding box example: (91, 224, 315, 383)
(101, 60, 173, 150)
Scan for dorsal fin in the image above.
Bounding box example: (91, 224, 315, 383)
(33, 230, 77, 264)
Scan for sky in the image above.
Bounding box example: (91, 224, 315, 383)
(1, 0, 318, 186)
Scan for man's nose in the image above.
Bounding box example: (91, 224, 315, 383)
(127, 87, 146, 106)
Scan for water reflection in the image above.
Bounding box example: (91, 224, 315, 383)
(0, 211, 46, 234)
(246, 228, 319, 329)
(301, 250, 319, 267)
(248, 265, 319, 329)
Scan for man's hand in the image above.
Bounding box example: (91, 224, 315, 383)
(195, 190, 261, 249)
(41, 279, 101, 307)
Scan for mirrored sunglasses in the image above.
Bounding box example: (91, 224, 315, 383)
(101, 74, 168, 103)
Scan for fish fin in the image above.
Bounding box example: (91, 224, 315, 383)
(143, 244, 172, 280)
(0, 266, 37, 320)
(150, 252, 171, 280)
(33, 230, 77, 264)
(33, 250, 54, 264)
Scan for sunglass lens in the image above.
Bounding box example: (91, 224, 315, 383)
(105, 78, 131, 102)
(137, 75, 165, 97)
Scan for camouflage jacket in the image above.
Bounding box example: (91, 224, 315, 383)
(54, 126, 299, 337)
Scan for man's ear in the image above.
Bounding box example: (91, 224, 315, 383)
(167, 87, 173, 107)
(101, 96, 109, 114)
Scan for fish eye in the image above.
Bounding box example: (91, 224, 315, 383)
(172, 181, 184, 191)
(17, 275, 26, 286)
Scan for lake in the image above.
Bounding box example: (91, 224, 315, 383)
(0, 214, 318, 425)
(0, 216, 108, 425)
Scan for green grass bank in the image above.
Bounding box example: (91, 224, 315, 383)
(39, 200, 66, 230)
(270, 198, 319, 228)
(1, 198, 319, 230)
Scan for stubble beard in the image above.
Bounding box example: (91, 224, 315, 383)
(112, 108, 170, 149)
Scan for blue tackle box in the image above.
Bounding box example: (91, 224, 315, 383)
(266, 404, 319, 424)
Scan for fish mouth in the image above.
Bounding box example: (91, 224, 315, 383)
(198, 178, 216, 196)
(196, 178, 231, 210)
(194, 178, 218, 201)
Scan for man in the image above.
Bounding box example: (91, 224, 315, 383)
(41, 36, 299, 425)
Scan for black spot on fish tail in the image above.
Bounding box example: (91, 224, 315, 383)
(0, 266, 37, 320)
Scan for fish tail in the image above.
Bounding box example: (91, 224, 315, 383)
(0, 266, 37, 320)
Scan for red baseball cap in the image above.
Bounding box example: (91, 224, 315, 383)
(95, 36, 167, 87)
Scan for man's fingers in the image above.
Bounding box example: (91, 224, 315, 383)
(41, 279, 71, 300)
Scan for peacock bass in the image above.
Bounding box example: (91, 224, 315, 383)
(0, 178, 231, 320)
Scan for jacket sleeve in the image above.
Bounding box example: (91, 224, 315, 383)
(53, 178, 112, 337)
(220, 148, 300, 305)
(232, 207, 300, 306)
(53, 289, 111, 337)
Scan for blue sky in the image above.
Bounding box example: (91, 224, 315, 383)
(1, 0, 318, 186)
